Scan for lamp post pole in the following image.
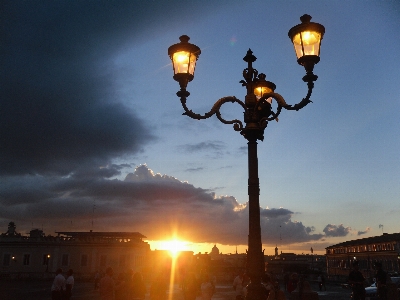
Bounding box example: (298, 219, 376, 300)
(246, 135, 264, 298)
(168, 15, 325, 300)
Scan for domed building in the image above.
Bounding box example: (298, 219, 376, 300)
(210, 244, 220, 260)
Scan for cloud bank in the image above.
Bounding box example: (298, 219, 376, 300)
(323, 224, 352, 237)
(1, 164, 326, 246)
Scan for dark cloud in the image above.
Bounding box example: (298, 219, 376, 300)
(261, 207, 293, 218)
(357, 227, 371, 236)
(1, 0, 234, 176)
(1, 1, 163, 176)
(323, 224, 351, 237)
(260, 208, 323, 244)
(0, 165, 325, 245)
(181, 141, 226, 153)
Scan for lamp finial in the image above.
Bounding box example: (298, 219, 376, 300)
(300, 14, 312, 23)
(179, 35, 190, 43)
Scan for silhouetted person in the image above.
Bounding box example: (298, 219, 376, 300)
(287, 273, 298, 293)
(150, 271, 168, 300)
(94, 271, 100, 290)
(131, 271, 146, 299)
(321, 274, 326, 291)
(182, 271, 199, 300)
(317, 274, 322, 291)
(262, 274, 273, 299)
(271, 281, 286, 300)
(349, 261, 365, 300)
(64, 269, 74, 300)
(51, 268, 65, 300)
(114, 272, 126, 300)
(100, 267, 115, 300)
(233, 271, 245, 300)
(375, 262, 388, 300)
(283, 273, 289, 291)
(200, 273, 214, 300)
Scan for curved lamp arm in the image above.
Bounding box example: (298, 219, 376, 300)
(177, 88, 247, 131)
(255, 78, 315, 128)
(284, 80, 315, 111)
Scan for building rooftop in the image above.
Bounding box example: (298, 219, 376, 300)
(55, 231, 147, 239)
(326, 232, 400, 249)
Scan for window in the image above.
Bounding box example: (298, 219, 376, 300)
(62, 254, 69, 266)
(81, 255, 88, 267)
(23, 254, 30, 265)
(100, 255, 107, 267)
(3, 254, 10, 266)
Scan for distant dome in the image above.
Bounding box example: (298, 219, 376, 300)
(211, 244, 219, 255)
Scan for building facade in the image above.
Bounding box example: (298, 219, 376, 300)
(326, 233, 400, 281)
(0, 222, 150, 279)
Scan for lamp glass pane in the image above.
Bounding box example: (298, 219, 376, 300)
(188, 53, 197, 76)
(173, 51, 190, 74)
(292, 31, 321, 58)
(254, 86, 273, 99)
(173, 51, 197, 75)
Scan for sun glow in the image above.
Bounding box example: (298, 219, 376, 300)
(149, 238, 191, 300)
(151, 239, 191, 257)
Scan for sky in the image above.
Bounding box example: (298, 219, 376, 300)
(1, 0, 400, 255)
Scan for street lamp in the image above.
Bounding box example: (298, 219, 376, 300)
(168, 14, 324, 300)
(46, 254, 50, 272)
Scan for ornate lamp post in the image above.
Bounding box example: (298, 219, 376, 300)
(168, 14, 324, 300)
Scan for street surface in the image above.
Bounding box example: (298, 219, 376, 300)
(0, 279, 352, 300)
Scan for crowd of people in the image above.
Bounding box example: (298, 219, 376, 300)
(180, 270, 216, 300)
(99, 267, 147, 300)
(47, 261, 398, 300)
(349, 260, 392, 300)
(54, 263, 399, 300)
(232, 271, 288, 300)
(50, 268, 74, 300)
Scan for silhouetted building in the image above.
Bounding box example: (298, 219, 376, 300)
(210, 244, 220, 260)
(0, 222, 150, 279)
(265, 252, 325, 276)
(326, 233, 400, 281)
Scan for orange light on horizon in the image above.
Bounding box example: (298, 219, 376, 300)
(150, 239, 191, 258)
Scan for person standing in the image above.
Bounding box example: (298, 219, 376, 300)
(182, 271, 199, 300)
(375, 262, 388, 300)
(100, 267, 115, 300)
(262, 274, 274, 299)
(287, 273, 298, 293)
(271, 281, 286, 300)
(114, 272, 126, 300)
(64, 269, 74, 300)
(94, 271, 100, 290)
(150, 271, 168, 300)
(321, 274, 326, 291)
(200, 273, 214, 300)
(51, 268, 65, 300)
(348, 261, 365, 300)
(283, 273, 289, 291)
(131, 271, 146, 300)
(233, 272, 245, 300)
(317, 274, 322, 291)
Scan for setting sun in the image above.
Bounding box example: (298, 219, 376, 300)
(150, 239, 191, 257)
